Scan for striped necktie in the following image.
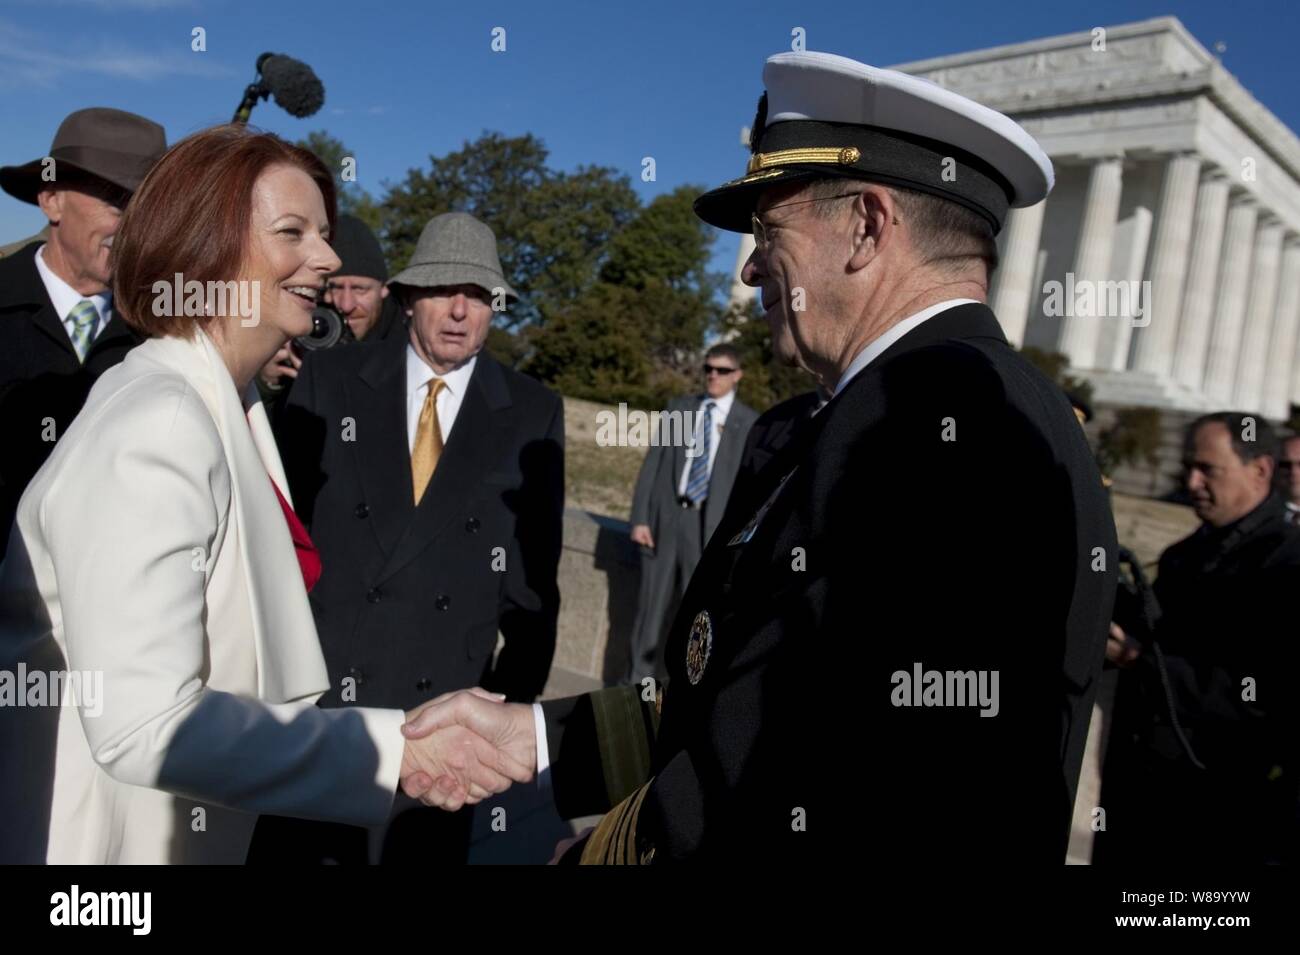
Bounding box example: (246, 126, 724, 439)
(411, 378, 447, 504)
(684, 400, 715, 504)
(67, 299, 99, 362)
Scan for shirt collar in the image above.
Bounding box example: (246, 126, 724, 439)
(701, 388, 736, 416)
(833, 299, 979, 397)
(34, 243, 112, 324)
(406, 343, 477, 397)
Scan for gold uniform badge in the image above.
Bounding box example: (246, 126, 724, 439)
(685, 610, 713, 685)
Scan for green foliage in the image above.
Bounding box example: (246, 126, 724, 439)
(1018, 345, 1094, 408)
(1097, 406, 1163, 474)
(722, 300, 818, 411)
(297, 129, 797, 408)
(380, 132, 640, 328)
(295, 131, 381, 230)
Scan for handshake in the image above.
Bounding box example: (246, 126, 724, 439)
(398, 688, 539, 811)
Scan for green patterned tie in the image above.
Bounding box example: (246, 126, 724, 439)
(67, 299, 99, 362)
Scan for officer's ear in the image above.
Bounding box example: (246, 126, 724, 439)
(847, 185, 896, 273)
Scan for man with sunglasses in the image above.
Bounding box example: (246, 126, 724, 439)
(625, 343, 757, 685)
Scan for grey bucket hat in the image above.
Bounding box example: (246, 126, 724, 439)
(388, 212, 518, 301)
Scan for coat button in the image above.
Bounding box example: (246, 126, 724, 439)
(435, 594, 451, 611)
(355, 503, 370, 518)
(465, 517, 480, 533)
(348, 666, 366, 686)
(366, 588, 382, 604)
(416, 678, 432, 692)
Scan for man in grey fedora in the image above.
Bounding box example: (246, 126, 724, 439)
(254, 211, 565, 864)
(0, 107, 166, 559)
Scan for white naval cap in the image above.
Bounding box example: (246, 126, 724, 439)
(694, 51, 1054, 235)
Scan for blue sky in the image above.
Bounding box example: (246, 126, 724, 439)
(1, 0, 1297, 278)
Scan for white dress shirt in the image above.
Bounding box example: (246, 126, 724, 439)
(833, 299, 980, 396)
(405, 345, 477, 453)
(676, 388, 737, 496)
(34, 243, 112, 353)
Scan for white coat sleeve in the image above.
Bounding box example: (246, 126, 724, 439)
(40, 377, 405, 826)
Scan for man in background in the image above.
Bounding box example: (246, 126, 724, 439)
(625, 343, 757, 684)
(258, 213, 401, 403)
(1100, 412, 1300, 865)
(0, 107, 165, 558)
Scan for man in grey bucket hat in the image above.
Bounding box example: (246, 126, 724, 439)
(256, 211, 563, 864)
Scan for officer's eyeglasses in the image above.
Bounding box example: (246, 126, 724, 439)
(704, 363, 738, 376)
(751, 193, 859, 253)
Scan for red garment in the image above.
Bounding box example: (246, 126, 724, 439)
(270, 478, 322, 593)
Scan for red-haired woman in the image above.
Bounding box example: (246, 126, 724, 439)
(0, 126, 529, 863)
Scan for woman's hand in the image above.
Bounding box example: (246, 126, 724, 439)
(259, 345, 302, 391)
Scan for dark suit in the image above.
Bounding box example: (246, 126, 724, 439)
(250, 332, 564, 864)
(0, 242, 141, 559)
(726, 389, 823, 525)
(542, 303, 1117, 863)
(1097, 493, 1300, 865)
(625, 392, 757, 683)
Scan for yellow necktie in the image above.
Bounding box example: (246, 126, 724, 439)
(411, 378, 447, 504)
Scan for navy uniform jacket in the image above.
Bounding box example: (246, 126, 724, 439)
(543, 303, 1117, 863)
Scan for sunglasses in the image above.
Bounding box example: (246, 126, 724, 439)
(704, 363, 738, 376)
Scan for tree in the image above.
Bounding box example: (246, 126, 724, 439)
(720, 299, 818, 411)
(379, 133, 639, 328)
(294, 131, 381, 231)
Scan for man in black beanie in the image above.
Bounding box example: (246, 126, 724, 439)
(258, 214, 398, 396)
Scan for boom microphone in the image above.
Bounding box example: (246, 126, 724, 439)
(232, 53, 325, 124)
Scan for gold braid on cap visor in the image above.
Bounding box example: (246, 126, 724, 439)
(746, 146, 861, 174)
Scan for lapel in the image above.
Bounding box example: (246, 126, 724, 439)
(353, 334, 418, 558)
(711, 400, 748, 480)
(144, 331, 330, 704)
(669, 394, 700, 492)
(0, 244, 78, 362)
(374, 349, 516, 584)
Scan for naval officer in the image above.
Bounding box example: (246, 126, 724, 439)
(402, 51, 1119, 865)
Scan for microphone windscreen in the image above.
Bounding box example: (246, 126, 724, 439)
(260, 54, 325, 118)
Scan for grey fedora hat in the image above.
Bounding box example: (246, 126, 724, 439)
(0, 107, 166, 205)
(388, 212, 518, 301)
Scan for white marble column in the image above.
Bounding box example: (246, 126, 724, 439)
(990, 201, 1047, 347)
(1262, 238, 1300, 419)
(1102, 206, 1152, 370)
(1232, 217, 1285, 410)
(1132, 153, 1200, 377)
(1172, 170, 1232, 392)
(1202, 194, 1258, 406)
(1059, 156, 1124, 369)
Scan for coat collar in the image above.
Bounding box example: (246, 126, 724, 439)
(137, 330, 328, 704)
(353, 336, 514, 582)
(0, 241, 140, 361)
